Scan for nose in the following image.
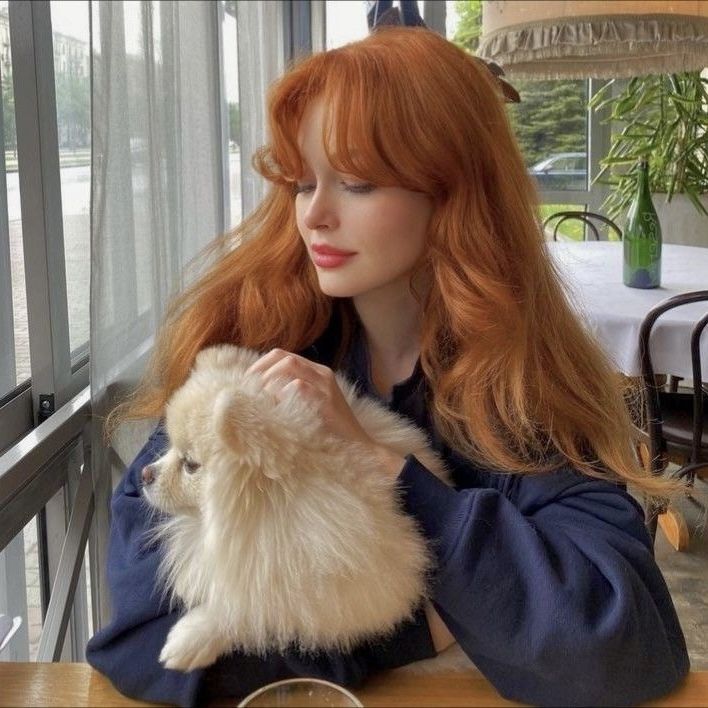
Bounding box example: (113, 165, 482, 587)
(142, 464, 156, 486)
(301, 188, 339, 232)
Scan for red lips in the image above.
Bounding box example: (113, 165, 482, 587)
(311, 243, 357, 256)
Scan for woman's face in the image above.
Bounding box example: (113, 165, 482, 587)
(294, 99, 433, 301)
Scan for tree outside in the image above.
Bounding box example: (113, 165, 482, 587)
(54, 71, 90, 150)
(2, 47, 90, 168)
(507, 79, 587, 168)
(451, 0, 482, 52)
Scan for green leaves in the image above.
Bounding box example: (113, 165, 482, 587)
(452, 0, 483, 53)
(591, 71, 708, 219)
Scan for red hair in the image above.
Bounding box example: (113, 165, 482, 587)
(111, 27, 674, 496)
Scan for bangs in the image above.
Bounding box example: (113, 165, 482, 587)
(255, 48, 422, 192)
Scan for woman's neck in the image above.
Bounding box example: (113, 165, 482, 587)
(352, 282, 423, 396)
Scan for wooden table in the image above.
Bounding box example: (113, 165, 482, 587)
(1, 663, 707, 707)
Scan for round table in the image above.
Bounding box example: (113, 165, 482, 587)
(547, 241, 708, 379)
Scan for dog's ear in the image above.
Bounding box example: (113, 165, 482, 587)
(213, 389, 291, 481)
(214, 390, 281, 479)
(213, 389, 259, 454)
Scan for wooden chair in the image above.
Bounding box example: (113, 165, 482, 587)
(638, 290, 708, 550)
(543, 210, 622, 241)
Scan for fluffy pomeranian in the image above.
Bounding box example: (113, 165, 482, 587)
(141, 344, 450, 672)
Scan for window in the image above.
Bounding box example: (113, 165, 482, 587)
(1, 0, 92, 663)
(0, 0, 89, 454)
(449, 1, 609, 217)
(507, 79, 589, 193)
(0, 0, 30, 398)
(223, 0, 242, 228)
(325, 1, 369, 49)
(50, 0, 90, 361)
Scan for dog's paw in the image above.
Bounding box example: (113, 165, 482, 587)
(159, 613, 226, 671)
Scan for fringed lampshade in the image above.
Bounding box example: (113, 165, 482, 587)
(478, 0, 708, 79)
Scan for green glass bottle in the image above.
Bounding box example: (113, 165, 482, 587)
(623, 158, 662, 289)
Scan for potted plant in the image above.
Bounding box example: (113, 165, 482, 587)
(589, 71, 708, 246)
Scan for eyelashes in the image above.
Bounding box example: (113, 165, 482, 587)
(292, 181, 376, 196)
(344, 182, 376, 194)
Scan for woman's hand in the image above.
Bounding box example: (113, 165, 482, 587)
(246, 350, 393, 458)
(247, 349, 370, 443)
(247, 349, 407, 477)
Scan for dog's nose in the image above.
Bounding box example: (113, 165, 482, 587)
(142, 464, 156, 486)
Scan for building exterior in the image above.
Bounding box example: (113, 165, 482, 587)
(0, 6, 89, 149)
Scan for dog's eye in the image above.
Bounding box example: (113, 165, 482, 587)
(182, 457, 201, 474)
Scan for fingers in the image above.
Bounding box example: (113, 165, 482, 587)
(278, 377, 316, 405)
(247, 349, 328, 385)
(245, 348, 290, 376)
(246, 349, 331, 407)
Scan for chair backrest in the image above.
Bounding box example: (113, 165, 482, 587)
(638, 291, 708, 467)
(542, 210, 623, 242)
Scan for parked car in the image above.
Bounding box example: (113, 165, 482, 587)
(530, 152, 587, 191)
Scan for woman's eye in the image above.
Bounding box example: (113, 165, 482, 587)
(182, 457, 201, 474)
(343, 181, 376, 194)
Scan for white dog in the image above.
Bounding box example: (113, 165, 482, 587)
(141, 344, 451, 672)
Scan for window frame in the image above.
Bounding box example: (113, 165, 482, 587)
(537, 78, 612, 216)
(0, 0, 91, 661)
(0, 0, 89, 454)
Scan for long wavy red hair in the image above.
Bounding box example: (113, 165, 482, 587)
(110, 27, 673, 496)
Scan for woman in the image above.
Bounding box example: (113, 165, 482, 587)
(86, 27, 689, 707)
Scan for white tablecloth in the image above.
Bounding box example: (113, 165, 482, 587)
(548, 242, 708, 379)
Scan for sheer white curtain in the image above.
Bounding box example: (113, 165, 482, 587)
(88, 0, 286, 626)
(236, 0, 285, 216)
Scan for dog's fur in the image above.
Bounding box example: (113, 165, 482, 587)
(141, 344, 451, 671)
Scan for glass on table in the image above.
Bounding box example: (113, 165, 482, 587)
(237, 677, 363, 707)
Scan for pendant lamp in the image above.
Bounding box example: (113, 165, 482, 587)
(478, 1, 708, 78)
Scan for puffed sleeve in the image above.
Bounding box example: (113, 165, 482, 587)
(396, 455, 690, 707)
(86, 426, 437, 707)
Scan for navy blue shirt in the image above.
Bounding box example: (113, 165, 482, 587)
(86, 315, 689, 706)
